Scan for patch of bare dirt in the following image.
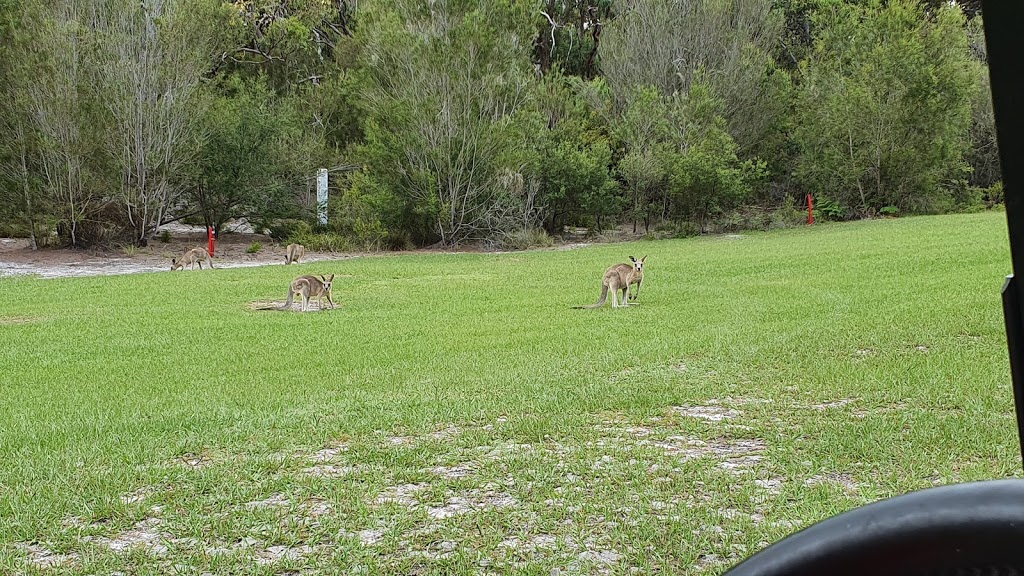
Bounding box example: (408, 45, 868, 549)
(806, 398, 856, 411)
(85, 517, 168, 554)
(651, 436, 766, 463)
(373, 483, 430, 507)
(804, 472, 860, 493)
(120, 486, 157, 505)
(671, 405, 742, 421)
(244, 493, 291, 509)
(425, 489, 518, 520)
(344, 528, 386, 546)
(304, 463, 358, 477)
(15, 543, 79, 569)
(173, 452, 216, 469)
(0, 231, 357, 280)
(425, 464, 476, 480)
(254, 544, 316, 565)
(248, 299, 338, 312)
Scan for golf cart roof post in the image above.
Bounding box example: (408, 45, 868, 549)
(982, 1, 1024, 472)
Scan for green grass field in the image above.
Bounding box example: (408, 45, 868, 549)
(0, 211, 1020, 574)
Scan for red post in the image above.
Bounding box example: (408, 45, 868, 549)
(807, 194, 815, 225)
(207, 226, 215, 257)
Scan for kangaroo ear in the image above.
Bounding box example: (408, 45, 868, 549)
(641, 255, 647, 262)
(629, 256, 636, 262)
(327, 274, 335, 281)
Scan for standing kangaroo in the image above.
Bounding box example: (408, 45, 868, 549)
(573, 256, 646, 309)
(170, 247, 213, 271)
(280, 274, 336, 312)
(284, 243, 305, 265)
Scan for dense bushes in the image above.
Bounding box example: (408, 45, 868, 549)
(0, 0, 1001, 249)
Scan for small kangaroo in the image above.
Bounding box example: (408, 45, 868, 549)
(284, 243, 305, 265)
(573, 256, 646, 309)
(280, 274, 336, 312)
(171, 247, 213, 271)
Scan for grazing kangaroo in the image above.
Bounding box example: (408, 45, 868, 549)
(170, 247, 213, 271)
(284, 243, 305, 265)
(573, 256, 646, 309)
(280, 274, 335, 312)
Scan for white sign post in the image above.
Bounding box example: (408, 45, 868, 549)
(316, 168, 329, 225)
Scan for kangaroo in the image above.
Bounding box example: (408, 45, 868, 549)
(284, 243, 305, 265)
(573, 256, 646, 309)
(280, 274, 336, 312)
(171, 247, 213, 271)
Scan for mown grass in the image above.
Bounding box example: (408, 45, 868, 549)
(0, 211, 1019, 574)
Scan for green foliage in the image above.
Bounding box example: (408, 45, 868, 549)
(794, 0, 977, 216)
(246, 241, 262, 254)
(287, 230, 350, 252)
(318, 171, 394, 251)
(813, 195, 848, 221)
(158, 230, 171, 243)
(192, 75, 311, 235)
(353, 0, 541, 246)
(535, 74, 622, 234)
(262, 218, 305, 242)
(0, 0, 1003, 247)
(984, 182, 1004, 208)
(503, 227, 555, 250)
(769, 196, 807, 229)
(664, 80, 766, 227)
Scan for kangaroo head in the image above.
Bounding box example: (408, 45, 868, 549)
(630, 255, 645, 274)
(321, 274, 335, 291)
(170, 258, 178, 271)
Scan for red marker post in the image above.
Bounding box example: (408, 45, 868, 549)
(807, 194, 815, 225)
(207, 226, 215, 257)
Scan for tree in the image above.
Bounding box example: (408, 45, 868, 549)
(599, 0, 789, 155)
(794, 0, 977, 215)
(534, 72, 621, 233)
(611, 86, 671, 233)
(354, 0, 541, 246)
(533, 0, 613, 79)
(89, 0, 226, 245)
(22, 0, 110, 247)
(662, 80, 765, 230)
(191, 76, 312, 236)
(964, 15, 1000, 190)
(0, 0, 48, 247)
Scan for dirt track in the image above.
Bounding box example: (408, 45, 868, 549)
(0, 232, 354, 280)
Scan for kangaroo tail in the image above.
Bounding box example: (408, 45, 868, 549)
(279, 288, 295, 310)
(573, 283, 609, 309)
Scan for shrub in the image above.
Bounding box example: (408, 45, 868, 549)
(246, 242, 262, 254)
(503, 228, 555, 250)
(984, 182, 1004, 208)
(264, 219, 307, 241)
(814, 196, 847, 221)
(289, 232, 351, 253)
(769, 196, 806, 229)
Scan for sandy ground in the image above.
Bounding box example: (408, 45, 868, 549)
(0, 228, 356, 280)
(0, 222, 599, 280)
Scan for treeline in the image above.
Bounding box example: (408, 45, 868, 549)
(0, 0, 1000, 250)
